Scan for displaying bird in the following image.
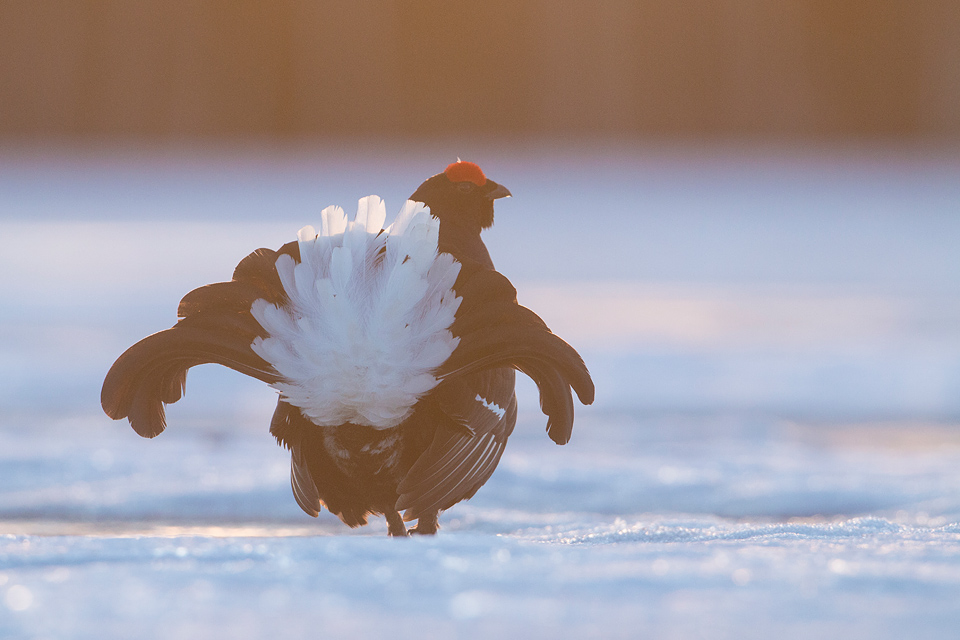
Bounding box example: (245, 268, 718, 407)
(101, 161, 594, 536)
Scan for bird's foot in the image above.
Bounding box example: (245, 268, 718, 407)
(385, 510, 408, 537)
(408, 512, 440, 535)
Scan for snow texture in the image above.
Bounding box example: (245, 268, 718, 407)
(1, 145, 959, 639)
(251, 197, 461, 428)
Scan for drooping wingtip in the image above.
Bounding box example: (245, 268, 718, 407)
(439, 267, 595, 446)
(101, 245, 293, 438)
(101, 330, 185, 438)
(102, 323, 281, 437)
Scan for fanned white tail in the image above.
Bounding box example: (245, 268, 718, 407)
(251, 197, 462, 428)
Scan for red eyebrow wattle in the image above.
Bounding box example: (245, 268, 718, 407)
(444, 160, 487, 186)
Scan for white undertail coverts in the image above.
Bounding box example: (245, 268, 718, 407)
(251, 197, 462, 428)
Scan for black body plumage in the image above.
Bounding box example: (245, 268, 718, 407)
(101, 163, 594, 536)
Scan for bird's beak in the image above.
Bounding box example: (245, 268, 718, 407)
(484, 181, 512, 200)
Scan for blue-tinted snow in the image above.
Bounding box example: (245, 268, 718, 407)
(1, 144, 959, 639)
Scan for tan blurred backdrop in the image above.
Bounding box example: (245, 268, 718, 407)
(1, 0, 958, 141)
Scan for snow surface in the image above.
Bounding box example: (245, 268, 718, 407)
(1, 144, 959, 639)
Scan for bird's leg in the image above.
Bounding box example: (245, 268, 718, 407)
(385, 510, 408, 537)
(409, 511, 440, 535)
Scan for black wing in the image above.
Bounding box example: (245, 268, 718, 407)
(395, 264, 594, 520)
(269, 399, 322, 518)
(396, 369, 517, 521)
(100, 243, 298, 438)
(439, 264, 594, 444)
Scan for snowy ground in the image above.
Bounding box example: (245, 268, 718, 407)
(1, 143, 959, 638)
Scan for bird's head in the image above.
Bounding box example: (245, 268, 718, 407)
(409, 160, 511, 231)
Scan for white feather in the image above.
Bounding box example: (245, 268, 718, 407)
(476, 394, 506, 419)
(251, 197, 462, 429)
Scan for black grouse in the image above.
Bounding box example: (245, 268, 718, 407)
(101, 161, 595, 536)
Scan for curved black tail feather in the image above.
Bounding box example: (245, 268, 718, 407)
(100, 245, 295, 438)
(442, 266, 595, 445)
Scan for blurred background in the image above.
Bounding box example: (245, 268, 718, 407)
(2, 0, 959, 140)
